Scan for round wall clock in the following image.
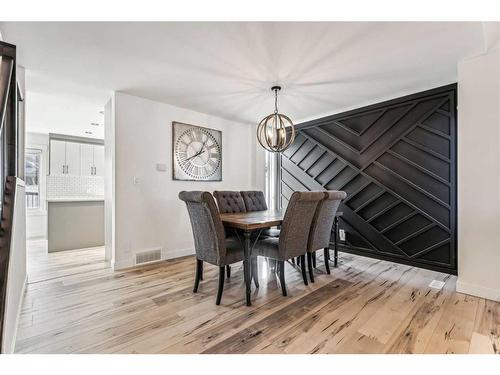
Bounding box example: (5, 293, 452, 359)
(172, 122, 222, 181)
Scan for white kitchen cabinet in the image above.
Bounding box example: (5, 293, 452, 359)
(65, 141, 81, 176)
(80, 143, 94, 176)
(50, 139, 104, 176)
(50, 140, 67, 175)
(93, 145, 105, 177)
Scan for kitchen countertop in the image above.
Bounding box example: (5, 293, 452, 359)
(47, 196, 105, 203)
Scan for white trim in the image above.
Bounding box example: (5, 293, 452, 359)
(165, 247, 195, 260)
(113, 247, 195, 271)
(456, 280, 500, 302)
(3, 275, 27, 353)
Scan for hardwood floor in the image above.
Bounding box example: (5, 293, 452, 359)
(15, 240, 499, 354)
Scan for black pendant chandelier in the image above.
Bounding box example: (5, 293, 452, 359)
(256, 86, 295, 153)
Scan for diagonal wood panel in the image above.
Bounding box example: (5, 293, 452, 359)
(280, 84, 457, 274)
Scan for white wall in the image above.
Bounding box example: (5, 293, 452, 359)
(112, 92, 262, 269)
(104, 98, 115, 265)
(25, 132, 49, 238)
(457, 49, 500, 302)
(2, 180, 27, 353)
(26, 91, 105, 139)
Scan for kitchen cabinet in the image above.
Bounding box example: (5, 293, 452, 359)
(80, 143, 104, 176)
(50, 138, 104, 176)
(49, 140, 67, 175)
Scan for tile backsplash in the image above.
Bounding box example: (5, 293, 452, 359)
(47, 175, 104, 198)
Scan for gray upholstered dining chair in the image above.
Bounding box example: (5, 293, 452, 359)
(179, 191, 245, 305)
(213, 191, 246, 214)
(306, 190, 347, 282)
(240, 190, 268, 211)
(213, 190, 247, 279)
(252, 191, 325, 296)
(240, 190, 280, 238)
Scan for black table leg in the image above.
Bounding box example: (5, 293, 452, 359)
(243, 230, 252, 306)
(334, 216, 339, 267)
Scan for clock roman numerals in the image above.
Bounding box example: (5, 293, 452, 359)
(173, 123, 221, 181)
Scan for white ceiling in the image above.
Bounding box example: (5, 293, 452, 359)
(0, 22, 489, 129)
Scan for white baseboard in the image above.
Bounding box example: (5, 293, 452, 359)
(6, 275, 27, 353)
(165, 247, 195, 260)
(456, 280, 500, 302)
(113, 247, 195, 271)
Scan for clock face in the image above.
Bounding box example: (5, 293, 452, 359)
(172, 122, 222, 181)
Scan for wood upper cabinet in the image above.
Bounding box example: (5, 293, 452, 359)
(50, 138, 104, 176)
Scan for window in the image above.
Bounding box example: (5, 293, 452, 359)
(25, 148, 42, 209)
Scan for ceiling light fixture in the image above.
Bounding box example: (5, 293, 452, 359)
(256, 86, 295, 153)
(90, 122, 100, 126)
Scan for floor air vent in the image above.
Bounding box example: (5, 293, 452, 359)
(135, 248, 162, 265)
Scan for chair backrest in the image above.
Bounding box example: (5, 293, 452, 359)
(213, 191, 246, 213)
(179, 191, 226, 265)
(308, 190, 347, 252)
(279, 191, 325, 259)
(240, 190, 268, 212)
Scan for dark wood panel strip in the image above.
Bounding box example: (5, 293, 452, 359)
(343, 180, 372, 204)
(322, 165, 348, 187)
(296, 144, 317, 168)
(366, 199, 401, 223)
(417, 123, 451, 140)
(394, 223, 436, 246)
(401, 137, 450, 163)
(305, 150, 327, 174)
(358, 109, 388, 136)
(354, 189, 386, 213)
(386, 149, 451, 187)
(299, 131, 449, 233)
(358, 102, 418, 154)
(436, 108, 451, 117)
(380, 211, 418, 234)
(410, 238, 451, 259)
(288, 137, 308, 159)
(316, 127, 361, 154)
(312, 156, 336, 179)
(373, 161, 451, 210)
(332, 120, 362, 136)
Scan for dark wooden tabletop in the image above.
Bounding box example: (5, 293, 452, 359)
(220, 209, 284, 231)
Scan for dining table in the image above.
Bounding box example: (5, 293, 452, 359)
(220, 209, 343, 306)
(220, 209, 284, 306)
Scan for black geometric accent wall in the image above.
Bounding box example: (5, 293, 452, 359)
(279, 84, 457, 274)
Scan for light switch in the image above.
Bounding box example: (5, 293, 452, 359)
(156, 163, 167, 172)
(133, 177, 140, 185)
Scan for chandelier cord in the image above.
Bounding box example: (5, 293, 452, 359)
(274, 88, 278, 114)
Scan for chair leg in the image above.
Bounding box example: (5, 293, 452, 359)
(324, 248, 331, 275)
(252, 257, 259, 288)
(307, 252, 315, 283)
(193, 258, 202, 293)
(226, 264, 231, 278)
(200, 260, 204, 281)
(216, 266, 225, 305)
(300, 254, 308, 286)
(278, 260, 287, 296)
(312, 251, 317, 268)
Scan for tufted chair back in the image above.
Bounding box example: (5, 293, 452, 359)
(278, 191, 325, 259)
(213, 191, 247, 214)
(179, 191, 227, 265)
(308, 191, 347, 252)
(240, 191, 268, 212)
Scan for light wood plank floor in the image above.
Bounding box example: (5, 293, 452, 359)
(15, 240, 499, 354)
